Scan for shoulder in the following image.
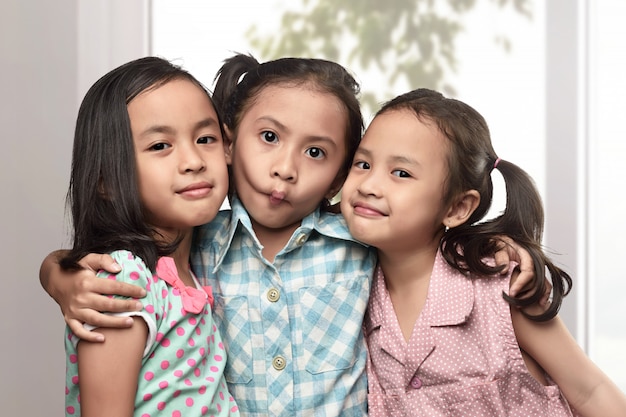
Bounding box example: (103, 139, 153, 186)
(314, 211, 367, 245)
(98, 250, 154, 287)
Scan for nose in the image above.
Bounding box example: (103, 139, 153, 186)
(180, 144, 206, 173)
(271, 147, 297, 182)
(356, 170, 382, 197)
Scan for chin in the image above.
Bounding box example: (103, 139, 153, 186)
(347, 226, 374, 246)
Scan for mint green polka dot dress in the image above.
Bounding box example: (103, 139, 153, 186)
(64, 250, 240, 416)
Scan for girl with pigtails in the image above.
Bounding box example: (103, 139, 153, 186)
(340, 88, 626, 416)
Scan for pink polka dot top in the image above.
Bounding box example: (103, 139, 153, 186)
(365, 250, 580, 417)
(64, 250, 240, 417)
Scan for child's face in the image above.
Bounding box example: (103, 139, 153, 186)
(129, 79, 229, 238)
(341, 109, 451, 255)
(227, 84, 347, 237)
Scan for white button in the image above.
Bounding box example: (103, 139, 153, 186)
(267, 288, 280, 302)
(272, 356, 286, 370)
(295, 233, 306, 246)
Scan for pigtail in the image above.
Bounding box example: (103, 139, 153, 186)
(212, 53, 260, 128)
(381, 89, 572, 322)
(441, 158, 572, 321)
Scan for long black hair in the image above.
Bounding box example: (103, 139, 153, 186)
(377, 88, 572, 321)
(60, 57, 220, 271)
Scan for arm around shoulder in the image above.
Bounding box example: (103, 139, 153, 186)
(39, 249, 69, 297)
(39, 250, 146, 342)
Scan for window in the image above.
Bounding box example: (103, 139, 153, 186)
(149, 0, 626, 390)
(587, 0, 626, 389)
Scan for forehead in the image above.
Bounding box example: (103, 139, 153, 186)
(362, 109, 448, 156)
(253, 83, 343, 109)
(128, 79, 217, 126)
(244, 84, 348, 139)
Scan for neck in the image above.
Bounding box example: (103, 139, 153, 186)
(377, 243, 439, 292)
(157, 228, 194, 286)
(252, 220, 301, 263)
(377, 242, 440, 343)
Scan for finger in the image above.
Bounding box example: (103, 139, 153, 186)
(80, 309, 136, 329)
(539, 279, 553, 306)
(74, 292, 143, 314)
(78, 253, 121, 274)
(514, 245, 533, 271)
(94, 295, 144, 314)
(494, 248, 510, 270)
(83, 278, 146, 299)
(510, 268, 534, 297)
(67, 318, 105, 343)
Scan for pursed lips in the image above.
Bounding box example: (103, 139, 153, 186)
(269, 190, 286, 205)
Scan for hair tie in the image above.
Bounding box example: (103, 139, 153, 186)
(493, 157, 502, 169)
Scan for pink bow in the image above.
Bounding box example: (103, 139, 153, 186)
(156, 257, 214, 314)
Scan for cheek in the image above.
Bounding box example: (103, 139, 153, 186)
(135, 165, 151, 196)
(339, 198, 352, 218)
(231, 148, 256, 174)
(341, 171, 360, 195)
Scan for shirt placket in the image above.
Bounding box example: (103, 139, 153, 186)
(260, 256, 295, 416)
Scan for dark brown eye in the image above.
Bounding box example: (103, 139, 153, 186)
(261, 131, 278, 143)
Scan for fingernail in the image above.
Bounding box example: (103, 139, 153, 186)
(95, 334, 105, 342)
(110, 262, 122, 272)
(134, 301, 143, 311)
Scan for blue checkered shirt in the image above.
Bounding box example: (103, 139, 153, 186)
(191, 198, 376, 417)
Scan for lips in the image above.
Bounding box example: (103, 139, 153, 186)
(177, 182, 213, 198)
(352, 201, 386, 217)
(269, 190, 286, 205)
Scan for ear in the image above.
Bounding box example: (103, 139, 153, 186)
(223, 124, 234, 165)
(443, 189, 480, 229)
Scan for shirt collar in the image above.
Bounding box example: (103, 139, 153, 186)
(425, 251, 474, 326)
(365, 250, 474, 334)
(212, 196, 366, 272)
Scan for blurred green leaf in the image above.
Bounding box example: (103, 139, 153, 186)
(248, 0, 532, 114)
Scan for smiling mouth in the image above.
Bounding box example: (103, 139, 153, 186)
(178, 183, 213, 198)
(353, 202, 386, 217)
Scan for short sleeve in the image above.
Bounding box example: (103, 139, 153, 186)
(72, 250, 162, 356)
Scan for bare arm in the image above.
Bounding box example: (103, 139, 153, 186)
(39, 250, 146, 342)
(77, 318, 147, 417)
(512, 306, 626, 416)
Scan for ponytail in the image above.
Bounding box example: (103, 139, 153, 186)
(212, 54, 260, 128)
(441, 158, 572, 321)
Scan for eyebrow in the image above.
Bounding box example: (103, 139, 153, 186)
(257, 116, 339, 147)
(355, 147, 421, 167)
(390, 155, 420, 166)
(139, 117, 219, 137)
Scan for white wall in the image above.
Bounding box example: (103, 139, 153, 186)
(0, 1, 147, 414)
